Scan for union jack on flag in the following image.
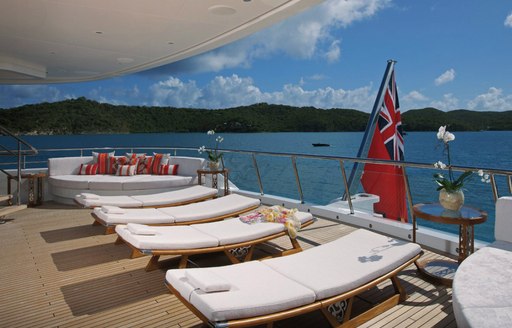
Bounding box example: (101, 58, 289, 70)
(377, 71, 404, 161)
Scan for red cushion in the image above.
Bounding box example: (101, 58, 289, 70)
(151, 153, 168, 174)
(116, 165, 137, 176)
(78, 163, 98, 175)
(158, 164, 179, 175)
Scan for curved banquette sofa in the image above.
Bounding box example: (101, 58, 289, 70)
(452, 196, 512, 327)
(48, 153, 206, 205)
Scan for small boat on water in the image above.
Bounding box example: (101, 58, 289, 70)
(312, 143, 330, 147)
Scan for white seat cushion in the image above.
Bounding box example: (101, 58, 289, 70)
(158, 194, 260, 223)
(263, 229, 421, 300)
(88, 175, 130, 190)
(453, 240, 512, 327)
(49, 175, 91, 189)
(166, 261, 316, 321)
(93, 207, 173, 225)
(122, 175, 193, 190)
(131, 185, 217, 206)
(116, 224, 219, 250)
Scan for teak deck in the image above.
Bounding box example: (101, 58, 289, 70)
(0, 202, 457, 327)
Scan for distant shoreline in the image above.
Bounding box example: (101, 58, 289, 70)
(3, 97, 512, 135)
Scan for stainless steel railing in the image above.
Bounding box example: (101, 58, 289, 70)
(0, 125, 39, 205)
(0, 145, 510, 221)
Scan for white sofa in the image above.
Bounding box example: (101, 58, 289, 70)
(48, 155, 206, 204)
(452, 196, 512, 327)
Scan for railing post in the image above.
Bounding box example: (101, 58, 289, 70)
(490, 174, 498, 202)
(508, 175, 512, 194)
(291, 156, 304, 204)
(402, 165, 414, 225)
(251, 154, 264, 195)
(339, 160, 354, 214)
(17, 141, 21, 206)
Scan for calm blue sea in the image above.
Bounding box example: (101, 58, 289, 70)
(6, 131, 512, 242)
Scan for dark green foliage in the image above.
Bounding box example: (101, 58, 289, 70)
(1, 98, 512, 135)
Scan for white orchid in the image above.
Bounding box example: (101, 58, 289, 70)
(437, 126, 455, 143)
(478, 169, 491, 183)
(434, 126, 472, 192)
(199, 130, 224, 163)
(434, 161, 447, 169)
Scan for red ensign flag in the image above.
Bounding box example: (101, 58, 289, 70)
(360, 69, 407, 222)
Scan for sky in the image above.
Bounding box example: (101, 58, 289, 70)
(1, 0, 512, 112)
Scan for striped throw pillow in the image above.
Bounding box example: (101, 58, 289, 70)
(151, 153, 170, 174)
(158, 164, 179, 175)
(78, 163, 98, 175)
(93, 151, 115, 174)
(116, 165, 137, 176)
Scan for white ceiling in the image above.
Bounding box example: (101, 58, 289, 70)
(0, 0, 322, 84)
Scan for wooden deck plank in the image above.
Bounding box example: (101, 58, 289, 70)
(0, 202, 456, 327)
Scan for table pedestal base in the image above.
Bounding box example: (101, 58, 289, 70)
(416, 259, 458, 287)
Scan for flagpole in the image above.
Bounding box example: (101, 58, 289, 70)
(344, 59, 396, 198)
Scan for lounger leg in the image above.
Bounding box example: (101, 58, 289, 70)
(145, 255, 161, 271)
(130, 249, 145, 259)
(391, 275, 407, 302)
(224, 249, 242, 264)
(178, 255, 189, 269)
(114, 236, 124, 245)
(281, 236, 304, 257)
(105, 226, 116, 235)
(92, 220, 102, 226)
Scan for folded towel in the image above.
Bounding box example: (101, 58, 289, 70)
(81, 193, 100, 199)
(101, 205, 125, 214)
(126, 223, 157, 235)
(185, 269, 231, 293)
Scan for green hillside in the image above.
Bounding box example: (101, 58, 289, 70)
(1, 97, 512, 134)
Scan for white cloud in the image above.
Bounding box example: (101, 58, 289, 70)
(505, 13, 512, 27)
(403, 90, 428, 102)
(430, 93, 459, 110)
(325, 40, 342, 62)
(153, 0, 390, 75)
(434, 69, 456, 86)
(467, 87, 512, 111)
(0, 85, 61, 108)
(148, 74, 375, 110)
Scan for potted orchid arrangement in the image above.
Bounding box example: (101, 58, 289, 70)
(198, 130, 224, 170)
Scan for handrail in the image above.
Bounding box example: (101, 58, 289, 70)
(0, 125, 39, 205)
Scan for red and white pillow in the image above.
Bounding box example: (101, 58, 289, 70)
(151, 153, 171, 174)
(116, 165, 137, 176)
(78, 163, 98, 175)
(92, 151, 115, 174)
(158, 164, 179, 175)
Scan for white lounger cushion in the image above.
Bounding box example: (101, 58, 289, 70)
(166, 229, 421, 322)
(115, 211, 313, 250)
(193, 211, 313, 245)
(93, 194, 260, 225)
(75, 185, 217, 208)
(94, 208, 172, 225)
(166, 261, 316, 321)
(264, 229, 421, 300)
(130, 186, 217, 207)
(158, 194, 260, 223)
(76, 194, 143, 207)
(117, 225, 219, 249)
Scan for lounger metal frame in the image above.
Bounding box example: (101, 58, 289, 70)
(92, 202, 260, 234)
(116, 219, 315, 271)
(165, 251, 422, 328)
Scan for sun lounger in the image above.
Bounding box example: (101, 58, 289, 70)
(74, 185, 218, 208)
(165, 229, 422, 328)
(91, 193, 261, 234)
(115, 209, 314, 271)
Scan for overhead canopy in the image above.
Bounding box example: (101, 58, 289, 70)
(0, 0, 322, 84)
